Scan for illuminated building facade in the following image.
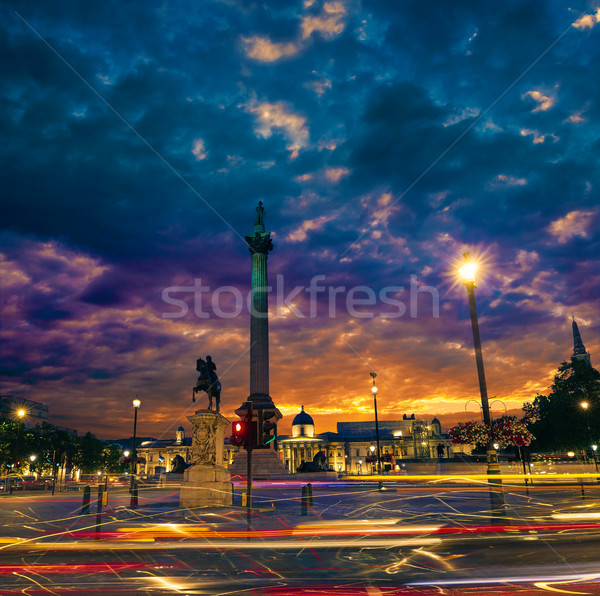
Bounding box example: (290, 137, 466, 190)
(278, 406, 452, 474)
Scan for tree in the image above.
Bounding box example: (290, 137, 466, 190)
(525, 358, 600, 451)
(74, 432, 106, 474)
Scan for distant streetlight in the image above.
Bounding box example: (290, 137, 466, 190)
(130, 398, 141, 493)
(29, 455, 36, 462)
(458, 252, 500, 477)
(580, 401, 593, 461)
(123, 451, 130, 458)
(13, 409, 27, 474)
(370, 373, 383, 489)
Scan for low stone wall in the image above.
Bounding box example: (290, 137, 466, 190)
(398, 459, 598, 479)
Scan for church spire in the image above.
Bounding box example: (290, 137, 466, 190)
(572, 315, 591, 367)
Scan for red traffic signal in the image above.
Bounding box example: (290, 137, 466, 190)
(231, 421, 246, 447)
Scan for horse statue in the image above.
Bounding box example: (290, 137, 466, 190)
(193, 355, 222, 412)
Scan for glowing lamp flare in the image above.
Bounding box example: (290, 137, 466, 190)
(459, 260, 478, 283)
(132, 399, 141, 408)
(581, 401, 589, 410)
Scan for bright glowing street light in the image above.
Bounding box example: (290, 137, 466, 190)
(29, 454, 36, 462)
(581, 401, 589, 410)
(458, 261, 478, 283)
(17, 409, 25, 419)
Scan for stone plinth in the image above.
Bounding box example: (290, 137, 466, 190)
(228, 448, 288, 479)
(180, 410, 233, 507)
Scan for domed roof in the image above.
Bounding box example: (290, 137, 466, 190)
(292, 405, 314, 426)
(177, 426, 185, 431)
(431, 417, 440, 425)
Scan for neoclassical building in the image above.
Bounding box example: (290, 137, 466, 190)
(136, 409, 452, 477)
(278, 406, 452, 474)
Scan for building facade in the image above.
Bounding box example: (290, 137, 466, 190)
(136, 409, 452, 477)
(278, 406, 453, 474)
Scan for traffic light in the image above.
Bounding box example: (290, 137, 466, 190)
(231, 420, 247, 447)
(259, 410, 277, 447)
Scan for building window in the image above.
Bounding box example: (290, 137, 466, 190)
(356, 449, 360, 457)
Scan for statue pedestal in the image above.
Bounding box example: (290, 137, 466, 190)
(180, 410, 233, 508)
(228, 448, 288, 479)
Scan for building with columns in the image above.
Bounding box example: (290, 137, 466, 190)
(278, 406, 452, 474)
(136, 408, 452, 477)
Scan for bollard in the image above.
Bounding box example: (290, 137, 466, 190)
(301, 485, 308, 516)
(80, 485, 91, 515)
(130, 482, 138, 509)
(307, 483, 314, 507)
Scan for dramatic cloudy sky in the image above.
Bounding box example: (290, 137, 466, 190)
(1, 0, 598, 441)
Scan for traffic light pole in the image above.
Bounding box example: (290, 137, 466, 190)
(245, 403, 253, 535)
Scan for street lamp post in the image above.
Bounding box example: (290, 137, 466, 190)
(130, 399, 141, 493)
(370, 373, 383, 489)
(15, 409, 25, 470)
(459, 253, 500, 477)
(580, 401, 594, 465)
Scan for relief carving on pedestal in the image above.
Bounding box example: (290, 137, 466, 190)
(191, 417, 219, 465)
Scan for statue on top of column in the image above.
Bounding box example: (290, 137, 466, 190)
(193, 355, 221, 412)
(254, 200, 265, 232)
(255, 201, 264, 225)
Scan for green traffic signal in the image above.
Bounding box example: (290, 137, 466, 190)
(260, 410, 277, 447)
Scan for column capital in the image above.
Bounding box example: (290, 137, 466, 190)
(245, 231, 273, 255)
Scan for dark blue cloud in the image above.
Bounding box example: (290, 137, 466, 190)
(1, 0, 598, 437)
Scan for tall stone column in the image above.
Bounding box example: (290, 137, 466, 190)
(246, 228, 273, 404)
(229, 203, 287, 478)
